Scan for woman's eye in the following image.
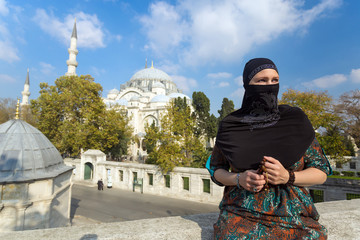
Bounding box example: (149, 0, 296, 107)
(272, 79, 279, 83)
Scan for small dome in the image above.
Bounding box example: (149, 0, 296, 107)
(109, 88, 119, 94)
(150, 95, 171, 103)
(168, 93, 191, 100)
(0, 120, 72, 183)
(130, 96, 140, 101)
(130, 67, 172, 82)
(152, 82, 165, 89)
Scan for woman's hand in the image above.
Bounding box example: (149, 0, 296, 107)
(263, 156, 289, 185)
(239, 170, 266, 192)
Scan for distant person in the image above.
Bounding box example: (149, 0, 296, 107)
(97, 179, 104, 191)
(206, 58, 331, 239)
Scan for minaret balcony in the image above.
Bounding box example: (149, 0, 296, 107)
(68, 48, 79, 55)
(66, 60, 78, 67)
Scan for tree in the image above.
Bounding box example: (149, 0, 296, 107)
(0, 98, 16, 124)
(336, 89, 360, 147)
(31, 75, 132, 157)
(145, 100, 208, 172)
(218, 98, 235, 121)
(192, 91, 218, 140)
(280, 89, 351, 158)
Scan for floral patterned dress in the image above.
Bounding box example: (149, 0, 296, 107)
(207, 138, 331, 240)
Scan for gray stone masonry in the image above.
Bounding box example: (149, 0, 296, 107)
(0, 199, 359, 240)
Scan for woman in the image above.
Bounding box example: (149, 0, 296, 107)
(207, 58, 331, 239)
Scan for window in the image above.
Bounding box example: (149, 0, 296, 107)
(350, 162, 356, 169)
(133, 172, 138, 181)
(182, 177, 190, 191)
(148, 173, 153, 186)
(119, 170, 123, 181)
(310, 189, 324, 203)
(165, 175, 170, 188)
(203, 179, 210, 193)
(336, 162, 342, 168)
(346, 193, 360, 200)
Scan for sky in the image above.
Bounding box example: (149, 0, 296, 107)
(0, 0, 359, 116)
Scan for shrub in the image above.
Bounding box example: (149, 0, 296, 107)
(357, 172, 360, 177)
(332, 171, 340, 176)
(342, 171, 355, 177)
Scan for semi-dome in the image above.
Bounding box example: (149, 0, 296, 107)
(150, 95, 171, 103)
(130, 96, 140, 101)
(0, 119, 72, 183)
(115, 98, 128, 106)
(130, 67, 171, 82)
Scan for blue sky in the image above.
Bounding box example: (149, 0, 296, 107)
(0, 0, 359, 116)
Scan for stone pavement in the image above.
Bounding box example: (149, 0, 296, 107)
(0, 199, 359, 240)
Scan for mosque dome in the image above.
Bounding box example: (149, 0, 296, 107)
(109, 88, 119, 94)
(130, 67, 171, 82)
(150, 95, 171, 103)
(0, 119, 72, 183)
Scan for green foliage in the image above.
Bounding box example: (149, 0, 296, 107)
(192, 91, 218, 140)
(357, 172, 360, 177)
(342, 171, 355, 177)
(280, 89, 338, 130)
(332, 171, 340, 176)
(145, 100, 207, 173)
(31, 75, 132, 157)
(0, 98, 16, 124)
(317, 126, 350, 159)
(218, 98, 235, 121)
(336, 89, 360, 147)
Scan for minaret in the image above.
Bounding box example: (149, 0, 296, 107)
(65, 18, 78, 76)
(21, 68, 30, 107)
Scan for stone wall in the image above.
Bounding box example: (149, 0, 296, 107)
(0, 170, 73, 232)
(0, 199, 359, 240)
(65, 150, 360, 203)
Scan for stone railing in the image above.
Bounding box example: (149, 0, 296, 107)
(0, 199, 359, 240)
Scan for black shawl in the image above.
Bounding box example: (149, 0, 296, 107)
(215, 84, 315, 171)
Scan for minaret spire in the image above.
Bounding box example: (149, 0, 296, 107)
(21, 68, 30, 107)
(145, 58, 147, 68)
(66, 18, 78, 76)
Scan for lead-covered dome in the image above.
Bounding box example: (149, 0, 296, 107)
(0, 119, 72, 183)
(130, 67, 171, 82)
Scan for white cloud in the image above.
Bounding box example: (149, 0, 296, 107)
(171, 75, 197, 93)
(234, 75, 243, 86)
(0, 0, 20, 62)
(0, 73, 16, 83)
(140, 0, 342, 66)
(39, 62, 55, 75)
(90, 66, 106, 77)
(350, 68, 360, 83)
(207, 72, 232, 79)
(218, 81, 230, 87)
(304, 74, 347, 88)
(33, 9, 106, 48)
(0, 41, 19, 62)
(0, 0, 9, 16)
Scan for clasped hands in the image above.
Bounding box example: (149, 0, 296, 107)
(239, 156, 290, 192)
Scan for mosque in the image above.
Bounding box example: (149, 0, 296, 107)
(19, 19, 193, 162)
(64, 19, 193, 160)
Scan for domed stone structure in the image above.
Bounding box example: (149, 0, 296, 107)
(103, 63, 192, 160)
(0, 119, 73, 231)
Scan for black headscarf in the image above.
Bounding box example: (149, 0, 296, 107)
(215, 58, 315, 171)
